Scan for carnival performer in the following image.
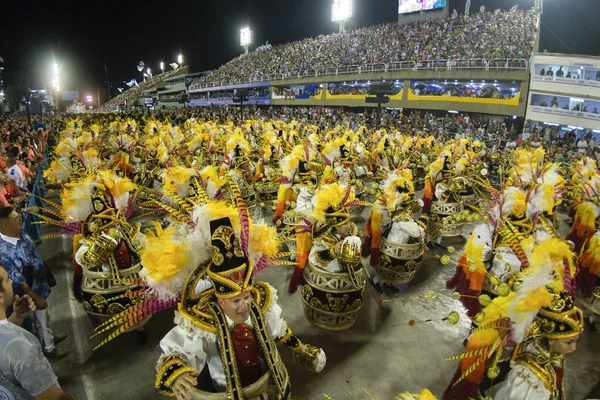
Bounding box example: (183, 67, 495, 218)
(566, 156, 600, 329)
(307, 183, 361, 273)
(444, 238, 582, 400)
(40, 137, 147, 329)
(298, 183, 369, 330)
(92, 179, 326, 399)
(362, 170, 427, 291)
(446, 186, 534, 318)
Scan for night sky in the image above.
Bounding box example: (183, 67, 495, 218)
(2, 0, 598, 99)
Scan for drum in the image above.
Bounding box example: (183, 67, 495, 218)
(579, 286, 600, 316)
(377, 238, 425, 283)
(81, 262, 148, 329)
(190, 352, 288, 400)
(431, 201, 464, 238)
(191, 373, 270, 399)
(430, 201, 464, 216)
(349, 186, 368, 216)
(458, 193, 478, 206)
(301, 261, 366, 330)
(481, 267, 500, 296)
(282, 213, 304, 253)
(256, 181, 280, 209)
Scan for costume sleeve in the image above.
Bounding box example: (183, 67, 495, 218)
(489, 363, 551, 400)
(262, 283, 302, 350)
(155, 313, 213, 396)
(264, 283, 326, 372)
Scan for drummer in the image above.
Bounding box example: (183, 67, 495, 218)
(307, 183, 361, 274)
(156, 217, 326, 400)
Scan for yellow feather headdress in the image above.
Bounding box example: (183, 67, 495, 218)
(162, 166, 196, 200)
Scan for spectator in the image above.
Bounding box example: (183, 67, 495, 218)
(556, 66, 564, 78)
(0, 207, 68, 359)
(566, 71, 572, 78)
(540, 100, 548, 107)
(543, 126, 552, 143)
(0, 172, 14, 207)
(551, 96, 559, 108)
(593, 107, 599, 114)
(0, 265, 73, 400)
(5, 148, 25, 191)
(181, 9, 538, 90)
(577, 136, 589, 153)
(546, 66, 554, 76)
(540, 67, 546, 76)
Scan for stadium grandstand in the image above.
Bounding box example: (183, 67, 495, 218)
(188, 9, 537, 88)
(102, 8, 538, 114)
(98, 66, 189, 112)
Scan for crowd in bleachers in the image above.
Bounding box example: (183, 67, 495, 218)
(273, 86, 321, 99)
(188, 9, 537, 87)
(99, 67, 188, 112)
(328, 85, 370, 96)
(414, 86, 518, 99)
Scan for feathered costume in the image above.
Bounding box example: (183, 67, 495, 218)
(444, 238, 582, 400)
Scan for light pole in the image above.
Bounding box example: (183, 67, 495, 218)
(52, 62, 60, 114)
(534, 0, 543, 52)
(0, 57, 4, 114)
(240, 27, 253, 55)
(332, 0, 353, 33)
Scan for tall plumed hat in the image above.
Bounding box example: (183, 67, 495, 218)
(207, 217, 254, 299)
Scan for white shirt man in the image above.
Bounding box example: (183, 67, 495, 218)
(577, 139, 589, 153)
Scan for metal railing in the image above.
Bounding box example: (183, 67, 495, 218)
(187, 58, 529, 90)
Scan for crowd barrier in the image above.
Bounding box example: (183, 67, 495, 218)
(188, 58, 529, 90)
(23, 151, 49, 243)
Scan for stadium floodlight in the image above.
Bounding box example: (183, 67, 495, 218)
(240, 27, 253, 54)
(86, 95, 93, 103)
(332, 0, 353, 22)
(177, 54, 183, 65)
(51, 62, 60, 92)
(332, 0, 353, 32)
(160, 61, 165, 72)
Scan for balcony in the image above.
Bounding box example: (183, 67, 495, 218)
(188, 58, 529, 90)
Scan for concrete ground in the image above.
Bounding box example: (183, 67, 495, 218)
(37, 189, 600, 400)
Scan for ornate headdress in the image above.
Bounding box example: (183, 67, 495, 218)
(380, 170, 416, 212)
(207, 217, 254, 298)
(311, 183, 369, 236)
(447, 238, 581, 391)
